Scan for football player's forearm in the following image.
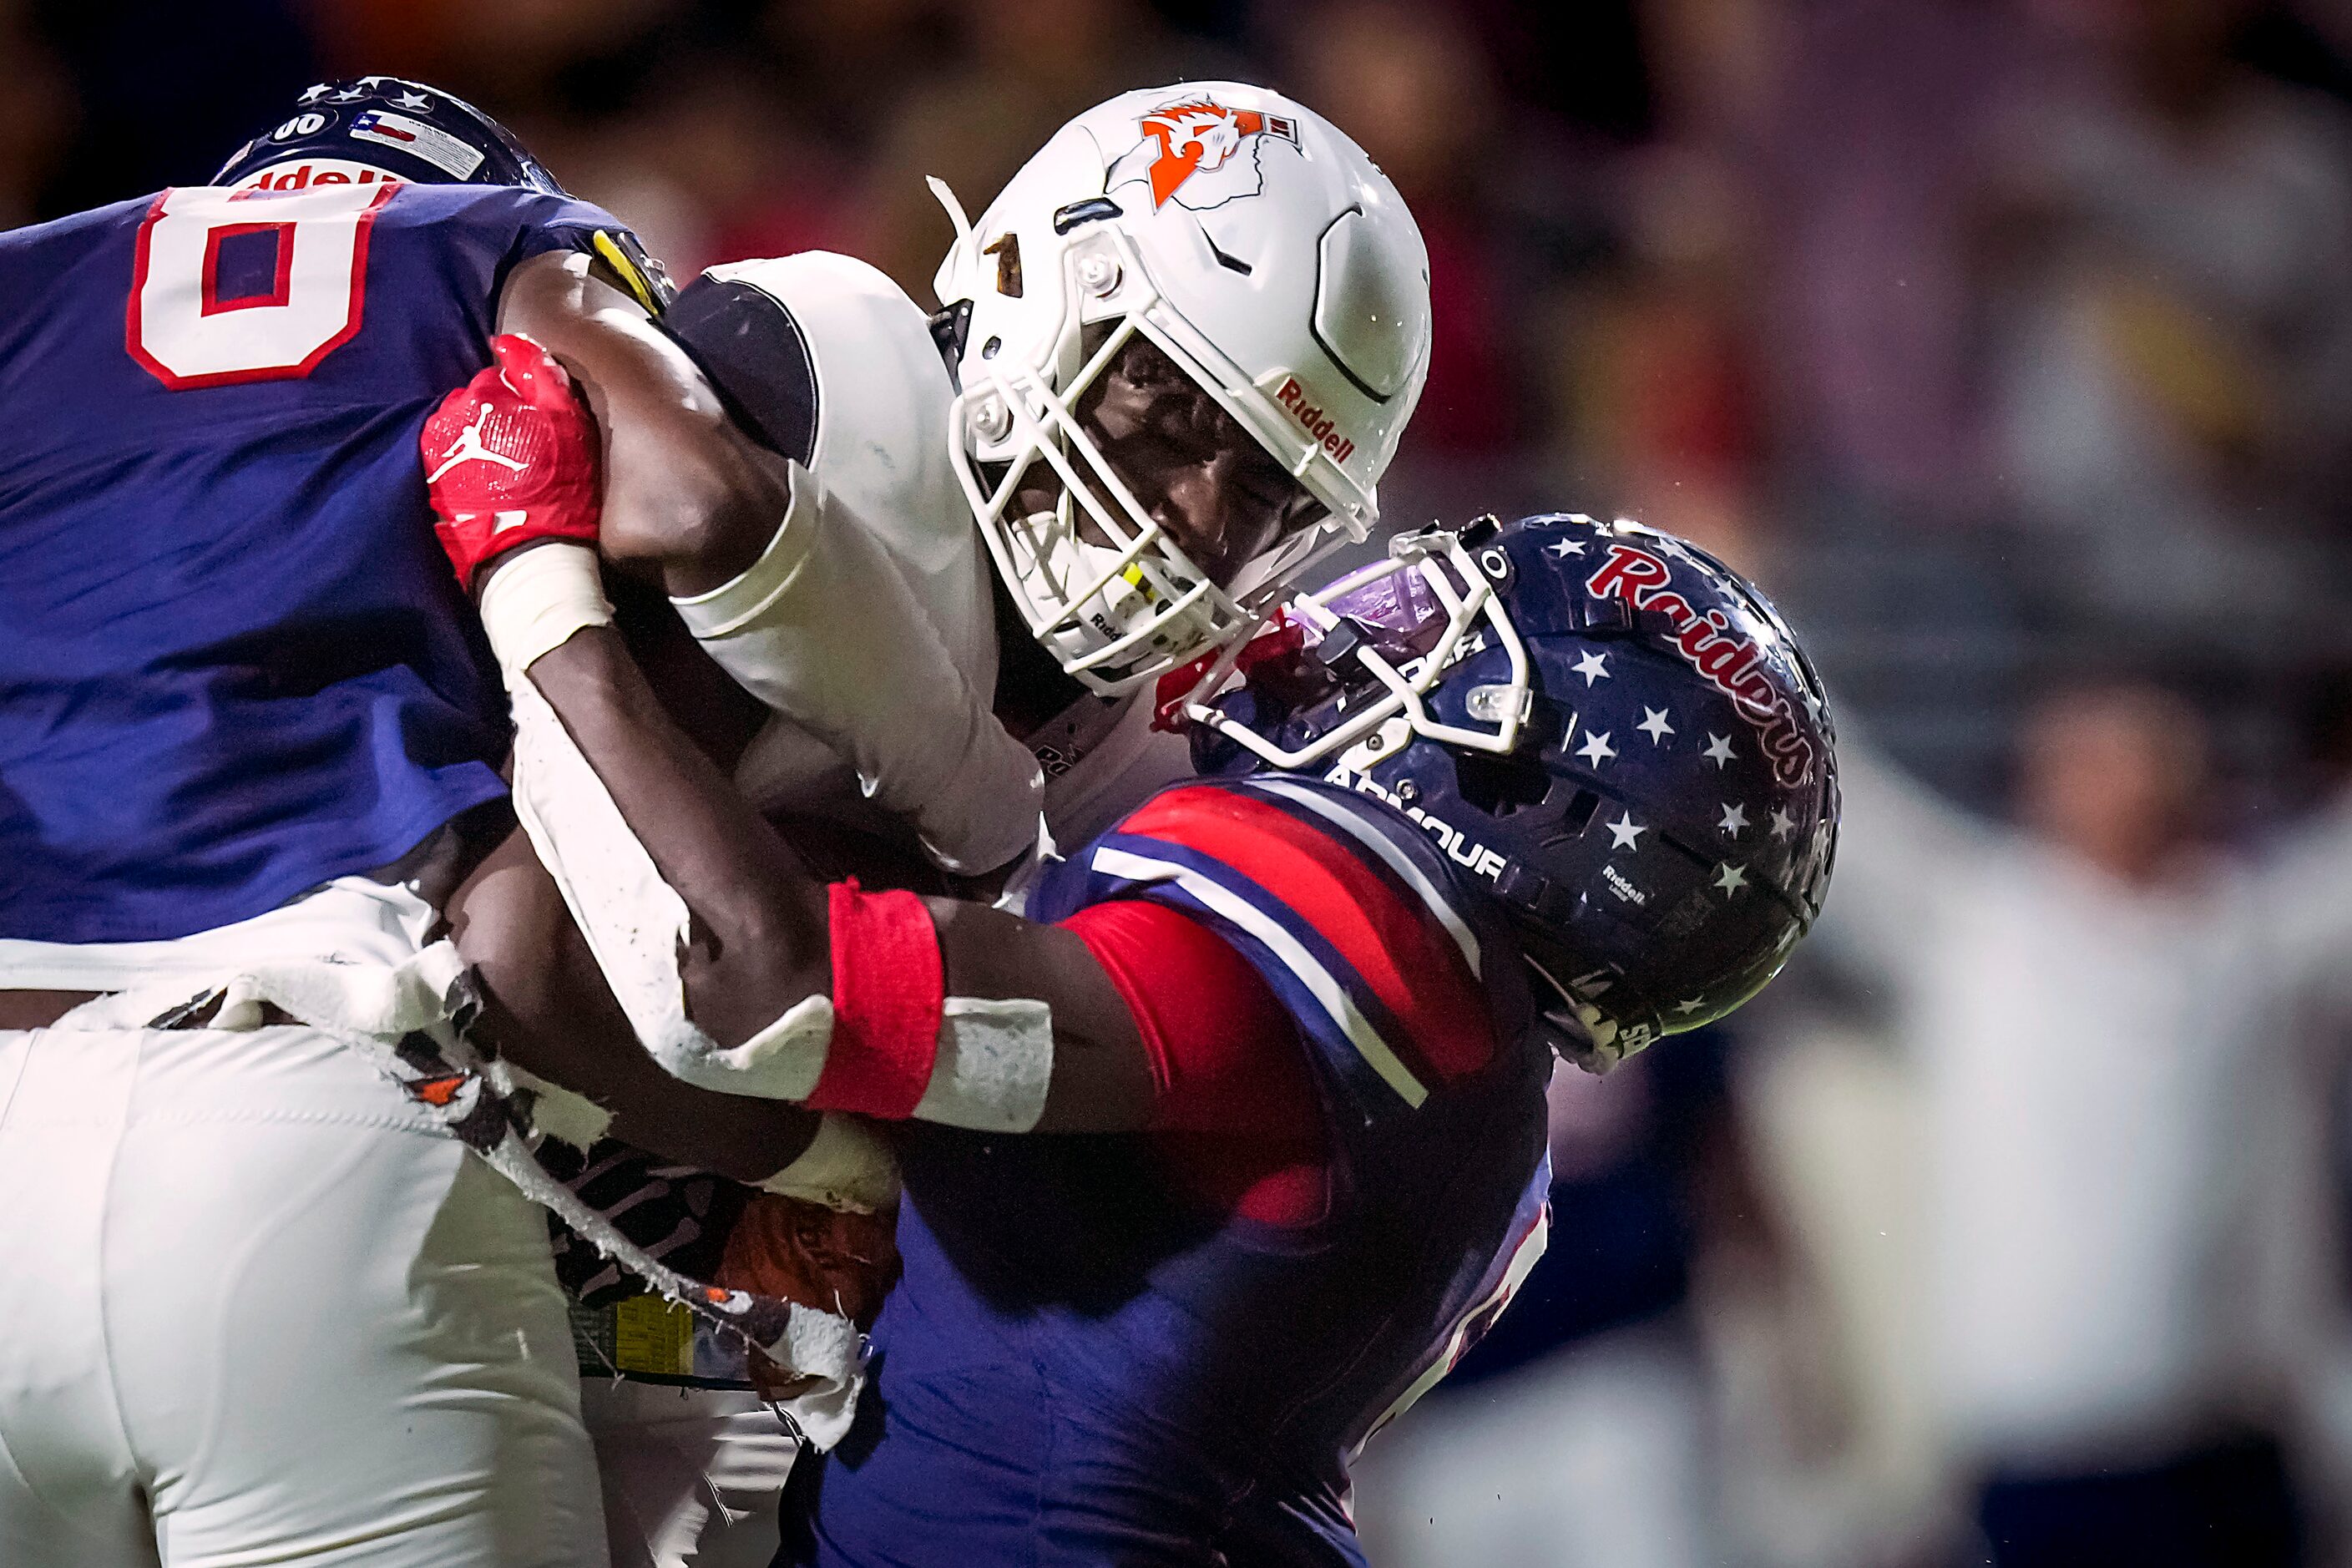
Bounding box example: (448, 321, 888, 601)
(463, 503, 1128, 1134)
(449, 828, 826, 1181)
(525, 624, 1144, 1131)
(521, 620, 835, 1047)
(513, 621, 1090, 1134)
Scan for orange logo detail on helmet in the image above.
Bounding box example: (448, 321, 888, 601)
(1115, 99, 1301, 212)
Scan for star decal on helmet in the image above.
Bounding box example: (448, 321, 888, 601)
(1198, 511, 1835, 1076)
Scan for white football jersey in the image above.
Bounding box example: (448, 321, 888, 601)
(667, 253, 1001, 826)
(665, 250, 1187, 858)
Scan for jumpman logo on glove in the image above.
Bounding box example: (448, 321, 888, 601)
(426, 404, 534, 485)
(422, 334, 603, 591)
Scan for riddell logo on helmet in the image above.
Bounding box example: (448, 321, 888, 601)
(1110, 99, 1301, 212)
(1584, 542, 1818, 787)
(1276, 377, 1357, 465)
(234, 159, 402, 192)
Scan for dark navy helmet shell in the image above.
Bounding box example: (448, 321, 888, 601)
(1191, 513, 1839, 1070)
(215, 78, 567, 195)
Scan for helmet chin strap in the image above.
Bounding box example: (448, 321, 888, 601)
(1522, 953, 1632, 1075)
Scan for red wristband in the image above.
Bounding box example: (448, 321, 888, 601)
(805, 879, 944, 1120)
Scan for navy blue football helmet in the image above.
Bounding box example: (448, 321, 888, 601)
(215, 77, 568, 195)
(1189, 512, 1839, 1070)
(215, 77, 673, 310)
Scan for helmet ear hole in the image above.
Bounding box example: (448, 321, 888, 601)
(1555, 787, 1603, 836)
(1452, 751, 1554, 818)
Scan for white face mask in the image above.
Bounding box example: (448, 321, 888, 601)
(1010, 504, 1219, 681)
(952, 301, 1339, 694)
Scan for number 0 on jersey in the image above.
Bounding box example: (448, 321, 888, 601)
(127, 182, 394, 389)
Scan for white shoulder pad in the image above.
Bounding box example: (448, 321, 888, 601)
(701, 255, 974, 588)
(699, 253, 1006, 833)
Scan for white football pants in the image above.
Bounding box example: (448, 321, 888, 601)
(0, 1020, 609, 1568)
(582, 1381, 795, 1568)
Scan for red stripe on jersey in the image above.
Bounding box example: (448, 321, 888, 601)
(1060, 899, 1329, 1227)
(1119, 786, 1496, 1084)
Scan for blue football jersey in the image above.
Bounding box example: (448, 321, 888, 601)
(794, 777, 1552, 1568)
(0, 180, 626, 942)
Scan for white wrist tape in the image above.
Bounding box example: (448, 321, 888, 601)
(706, 992, 837, 1100)
(720, 989, 1054, 1134)
(477, 542, 614, 678)
(671, 463, 1045, 875)
(756, 1113, 902, 1213)
(913, 996, 1055, 1133)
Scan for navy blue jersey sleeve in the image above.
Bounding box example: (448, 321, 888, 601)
(1034, 775, 1535, 1125)
(379, 183, 635, 311)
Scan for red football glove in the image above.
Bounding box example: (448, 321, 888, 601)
(421, 334, 601, 592)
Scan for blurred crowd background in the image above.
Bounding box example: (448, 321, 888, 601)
(12, 0, 2352, 1562)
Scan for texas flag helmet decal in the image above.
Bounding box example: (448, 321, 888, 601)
(349, 109, 488, 181)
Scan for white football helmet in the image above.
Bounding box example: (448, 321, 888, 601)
(933, 82, 1433, 694)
